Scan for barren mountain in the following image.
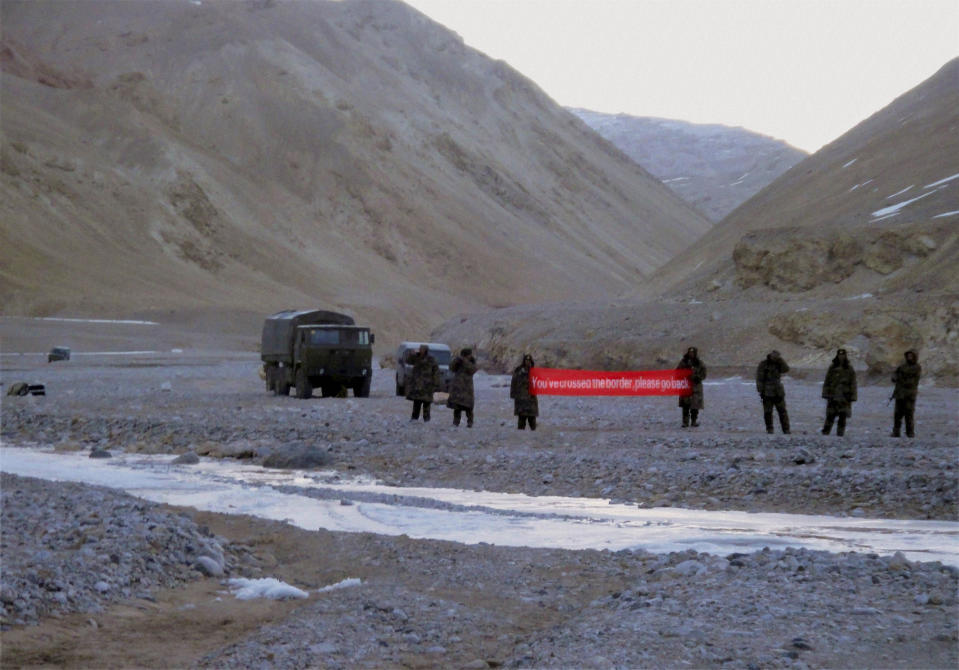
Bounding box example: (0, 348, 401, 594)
(436, 59, 959, 381)
(0, 0, 710, 347)
(568, 109, 807, 221)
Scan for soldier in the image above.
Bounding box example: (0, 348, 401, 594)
(891, 350, 921, 438)
(677, 347, 706, 427)
(447, 347, 477, 427)
(405, 344, 439, 422)
(510, 354, 539, 430)
(756, 350, 791, 434)
(821, 348, 857, 436)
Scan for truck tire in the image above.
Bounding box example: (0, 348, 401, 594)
(295, 368, 312, 399)
(354, 376, 372, 398)
(276, 380, 291, 396)
(395, 375, 404, 396)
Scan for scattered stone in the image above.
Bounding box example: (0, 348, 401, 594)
(262, 443, 332, 470)
(173, 451, 200, 465)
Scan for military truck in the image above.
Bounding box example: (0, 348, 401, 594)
(261, 309, 375, 399)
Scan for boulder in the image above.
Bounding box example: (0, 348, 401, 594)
(262, 443, 333, 470)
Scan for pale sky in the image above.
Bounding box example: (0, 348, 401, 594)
(402, 0, 959, 152)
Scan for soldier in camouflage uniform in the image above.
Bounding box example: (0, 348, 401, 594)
(677, 347, 706, 427)
(891, 350, 921, 438)
(447, 348, 477, 427)
(405, 344, 439, 422)
(756, 350, 791, 434)
(510, 354, 539, 430)
(821, 349, 857, 436)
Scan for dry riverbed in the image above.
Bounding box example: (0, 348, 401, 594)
(1, 340, 957, 668)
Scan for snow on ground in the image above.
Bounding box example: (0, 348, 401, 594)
(924, 172, 959, 189)
(887, 185, 914, 199)
(227, 578, 309, 600)
(35, 317, 159, 325)
(871, 189, 938, 219)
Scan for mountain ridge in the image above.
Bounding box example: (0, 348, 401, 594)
(0, 0, 711, 346)
(568, 109, 807, 221)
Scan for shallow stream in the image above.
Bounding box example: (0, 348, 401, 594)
(2, 446, 957, 566)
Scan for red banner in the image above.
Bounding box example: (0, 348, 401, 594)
(529, 367, 692, 396)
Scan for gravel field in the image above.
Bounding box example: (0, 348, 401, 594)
(1, 342, 957, 668)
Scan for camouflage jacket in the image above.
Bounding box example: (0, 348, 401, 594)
(510, 366, 539, 417)
(892, 362, 921, 400)
(677, 357, 706, 409)
(822, 364, 857, 403)
(448, 355, 477, 409)
(404, 351, 439, 402)
(756, 357, 789, 398)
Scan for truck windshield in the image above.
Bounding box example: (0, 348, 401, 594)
(431, 350, 451, 365)
(308, 329, 370, 346)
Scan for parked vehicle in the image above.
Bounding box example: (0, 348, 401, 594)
(261, 309, 375, 399)
(394, 342, 452, 396)
(47, 346, 70, 362)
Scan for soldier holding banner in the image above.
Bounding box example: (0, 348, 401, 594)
(510, 354, 539, 430)
(677, 347, 706, 427)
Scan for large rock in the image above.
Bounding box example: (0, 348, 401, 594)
(262, 443, 333, 470)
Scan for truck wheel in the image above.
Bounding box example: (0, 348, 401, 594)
(295, 368, 312, 399)
(354, 377, 372, 398)
(395, 376, 404, 396)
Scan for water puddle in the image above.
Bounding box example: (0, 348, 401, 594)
(2, 447, 957, 565)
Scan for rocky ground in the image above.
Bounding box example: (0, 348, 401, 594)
(1, 340, 957, 668)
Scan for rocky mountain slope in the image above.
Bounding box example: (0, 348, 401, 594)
(0, 0, 711, 347)
(569, 109, 807, 221)
(436, 59, 959, 381)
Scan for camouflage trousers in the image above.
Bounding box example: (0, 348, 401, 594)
(893, 398, 916, 437)
(410, 400, 431, 422)
(822, 401, 849, 436)
(450, 403, 474, 427)
(762, 396, 790, 433)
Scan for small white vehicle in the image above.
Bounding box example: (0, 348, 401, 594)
(394, 342, 453, 396)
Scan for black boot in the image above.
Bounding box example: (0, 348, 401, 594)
(528, 417, 537, 431)
(905, 413, 915, 438)
(764, 412, 774, 434)
(682, 407, 690, 428)
(518, 416, 526, 430)
(836, 415, 846, 437)
(822, 411, 835, 435)
(690, 409, 699, 427)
